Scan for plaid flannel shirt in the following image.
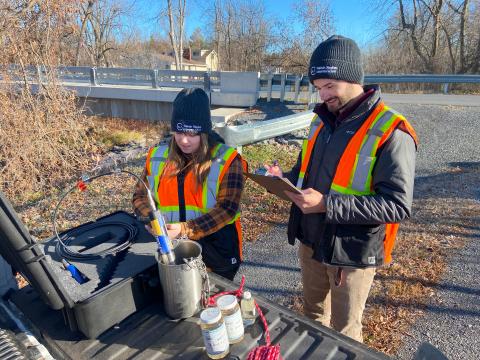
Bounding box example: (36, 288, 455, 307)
(132, 155, 244, 240)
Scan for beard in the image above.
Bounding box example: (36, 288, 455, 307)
(325, 97, 347, 113)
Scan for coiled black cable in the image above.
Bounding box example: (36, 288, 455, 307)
(53, 169, 148, 260)
(55, 221, 138, 260)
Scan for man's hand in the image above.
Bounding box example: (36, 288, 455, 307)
(285, 188, 326, 214)
(264, 160, 283, 177)
(166, 223, 182, 239)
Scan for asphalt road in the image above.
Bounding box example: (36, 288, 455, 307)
(234, 102, 480, 359)
(382, 93, 480, 107)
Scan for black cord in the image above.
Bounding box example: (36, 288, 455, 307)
(55, 221, 138, 261)
(53, 170, 147, 260)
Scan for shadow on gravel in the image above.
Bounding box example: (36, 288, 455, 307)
(413, 161, 480, 200)
(375, 273, 480, 297)
(241, 260, 300, 273)
(369, 296, 480, 318)
(246, 287, 301, 297)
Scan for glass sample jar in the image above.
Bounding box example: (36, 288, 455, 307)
(200, 307, 230, 359)
(216, 294, 244, 344)
(240, 291, 257, 327)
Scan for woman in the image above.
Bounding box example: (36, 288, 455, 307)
(133, 88, 244, 280)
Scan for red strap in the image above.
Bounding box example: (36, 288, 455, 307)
(207, 275, 246, 307)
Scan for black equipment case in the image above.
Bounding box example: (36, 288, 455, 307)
(0, 191, 160, 339)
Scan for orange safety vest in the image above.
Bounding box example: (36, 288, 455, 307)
(145, 143, 243, 258)
(298, 101, 418, 264)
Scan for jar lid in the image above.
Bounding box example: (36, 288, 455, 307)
(216, 294, 238, 311)
(200, 307, 222, 324)
(243, 291, 252, 300)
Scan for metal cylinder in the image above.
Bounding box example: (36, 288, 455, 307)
(157, 240, 203, 319)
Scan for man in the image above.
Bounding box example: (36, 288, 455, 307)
(266, 35, 418, 342)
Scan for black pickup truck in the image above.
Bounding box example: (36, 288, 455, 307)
(0, 190, 394, 360)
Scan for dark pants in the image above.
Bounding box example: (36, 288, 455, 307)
(213, 264, 240, 281)
(198, 223, 241, 282)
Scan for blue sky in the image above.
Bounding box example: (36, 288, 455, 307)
(262, 0, 389, 47)
(134, 0, 392, 49)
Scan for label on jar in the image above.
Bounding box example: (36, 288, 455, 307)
(223, 310, 244, 341)
(202, 323, 229, 355)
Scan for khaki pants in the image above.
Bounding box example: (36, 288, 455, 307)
(298, 243, 376, 343)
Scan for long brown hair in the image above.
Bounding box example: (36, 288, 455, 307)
(165, 133, 217, 189)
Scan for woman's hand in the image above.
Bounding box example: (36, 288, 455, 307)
(166, 223, 182, 239)
(145, 223, 182, 239)
(144, 224, 154, 236)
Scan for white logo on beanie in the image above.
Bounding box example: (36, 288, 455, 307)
(310, 66, 338, 76)
(176, 122, 202, 132)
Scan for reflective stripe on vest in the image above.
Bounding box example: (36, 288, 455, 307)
(296, 113, 324, 189)
(298, 102, 418, 264)
(146, 143, 241, 224)
(330, 103, 418, 195)
(146, 146, 169, 206)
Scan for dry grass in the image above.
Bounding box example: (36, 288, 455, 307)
(0, 0, 92, 204)
(0, 83, 95, 204)
(14, 117, 166, 240)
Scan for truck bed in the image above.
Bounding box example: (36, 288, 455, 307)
(9, 275, 389, 360)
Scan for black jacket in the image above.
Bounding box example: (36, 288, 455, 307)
(286, 86, 417, 267)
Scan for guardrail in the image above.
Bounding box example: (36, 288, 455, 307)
(216, 110, 314, 150)
(258, 73, 480, 101)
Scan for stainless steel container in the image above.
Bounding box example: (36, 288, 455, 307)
(157, 240, 203, 319)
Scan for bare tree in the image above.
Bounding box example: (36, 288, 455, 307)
(75, 0, 95, 66)
(395, 0, 445, 72)
(207, 0, 271, 71)
(164, 0, 186, 70)
(85, 0, 123, 66)
(370, 0, 480, 74)
(271, 0, 335, 73)
(73, 0, 134, 67)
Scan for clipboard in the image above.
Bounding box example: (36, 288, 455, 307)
(245, 172, 302, 201)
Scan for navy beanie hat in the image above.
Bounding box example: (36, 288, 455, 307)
(309, 35, 364, 85)
(171, 88, 212, 133)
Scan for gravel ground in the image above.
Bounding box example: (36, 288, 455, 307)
(235, 224, 301, 307)
(234, 101, 480, 359)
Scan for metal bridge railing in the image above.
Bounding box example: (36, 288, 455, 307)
(258, 73, 480, 101)
(54, 66, 221, 90)
(5, 65, 478, 98)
